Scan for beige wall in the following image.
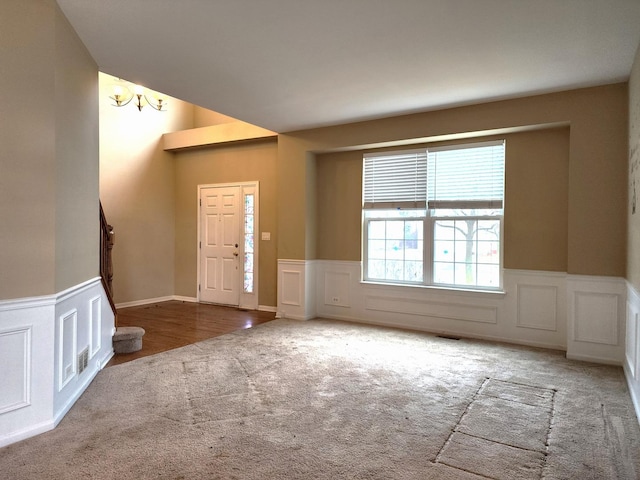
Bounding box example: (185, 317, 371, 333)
(55, 6, 100, 292)
(628, 43, 640, 289)
(193, 106, 237, 128)
(173, 141, 278, 307)
(99, 73, 194, 304)
(281, 84, 627, 277)
(0, 0, 99, 300)
(316, 129, 569, 271)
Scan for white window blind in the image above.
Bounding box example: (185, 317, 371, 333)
(363, 150, 427, 209)
(427, 140, 505, 210)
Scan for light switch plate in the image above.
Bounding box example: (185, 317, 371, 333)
(261, 232, 271, 241)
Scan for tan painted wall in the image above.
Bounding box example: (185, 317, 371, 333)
(316, 129, 570, 272)
(54, 5, 100, 292)
(628, 43, 640, 289)
(193, 106, 237, 127)
(173, 141, 278, 306)
(0, 0, 99, 300)
(281, 84, 627, 277)
(99, 73, 194, 304)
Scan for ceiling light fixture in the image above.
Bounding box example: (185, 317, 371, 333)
(109, 79, 167, 111)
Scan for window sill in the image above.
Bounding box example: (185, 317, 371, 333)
(360, 280, 506, 299)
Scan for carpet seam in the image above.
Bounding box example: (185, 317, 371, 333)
(434, 376, 489, 463)
(436, 376, 555, 480)
(432, 459, 497, 479)
(540, 387, 558, 480)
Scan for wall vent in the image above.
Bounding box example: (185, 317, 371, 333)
(77, 348, 89, 374)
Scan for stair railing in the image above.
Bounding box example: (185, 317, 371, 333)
(100, 202, 117, 326)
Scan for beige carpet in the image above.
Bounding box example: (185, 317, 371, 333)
(1, 318, 639, 479)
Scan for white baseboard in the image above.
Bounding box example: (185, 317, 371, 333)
(115, 295, 175, 309)
(53, 363, 101, 426)
(0, 419, 55, 449)
(116, 296, 268, 310)
(173, 296, 198, 303)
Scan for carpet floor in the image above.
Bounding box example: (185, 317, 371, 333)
(1, 318, 639, 479)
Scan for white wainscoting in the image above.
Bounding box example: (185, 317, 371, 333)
(625, 282, 640, 424)
(0, 277, 115, 448)
(315, 262, 568, 350)
(277, 259, 317, 320)
(566, 275, 626, 365)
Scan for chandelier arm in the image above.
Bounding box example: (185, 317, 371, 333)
(109, 94, 135, 107)
(144, 94, 166, 111)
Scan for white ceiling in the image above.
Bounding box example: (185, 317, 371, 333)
(57, 0, 640, 133)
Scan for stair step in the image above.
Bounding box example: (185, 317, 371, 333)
(113, 326, 145, 354)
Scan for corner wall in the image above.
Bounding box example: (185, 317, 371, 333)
(626, 41, 640, 422)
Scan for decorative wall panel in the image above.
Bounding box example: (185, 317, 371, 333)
(58, 310, 77, 391)
(517, 284, 558, 331)
(281, 270, 302, 306)
(573, 292, 618, 345)
(365, 295, 498, 324)
(324, 271, 351, 307)
(0, 327, 31, 414)
(90, 296, 101, 358)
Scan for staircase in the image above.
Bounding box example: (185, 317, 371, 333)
(100, 202, 145, 353)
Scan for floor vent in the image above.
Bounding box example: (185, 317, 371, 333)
(78, 348, 89, 374)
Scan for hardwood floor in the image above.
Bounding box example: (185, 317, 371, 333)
(107, 301, 276, 367)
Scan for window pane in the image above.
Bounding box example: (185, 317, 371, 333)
(405, 261, 423, 282)
(245, 215, 254, 234)
(455, 263, 476, 286)
(454, 219, 474, 240)
(386, 240, 404, 260)
(477, 241, 499, 264)
(385, 260, 404, 281)
(243, 193, 254, 293)
(476, 220, 500, 240)
(433, 262, 454, 284)
(244, 273, 253, 292)
(434, 220, 456, 240)
(405, 240, 423, 260)
(369, 220, 386, 239)
(455, 240, 474, 263)
(368, 240, 386, 259)
(434, 240, 454, 262)
(368, 259, 386, 279)
(477, 264, 499, 287)
(387, 221, 405, 239)
(365, 218, 424, 283)
(245, 233, 254, 254)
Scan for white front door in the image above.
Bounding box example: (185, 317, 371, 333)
(199, 186, 241, 306)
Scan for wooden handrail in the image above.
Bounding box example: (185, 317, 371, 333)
(100, 202, 117, 326)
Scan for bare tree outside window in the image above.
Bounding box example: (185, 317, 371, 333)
(433, 209, 500, 287)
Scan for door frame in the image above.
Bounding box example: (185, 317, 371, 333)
(197, 181, 260, 310)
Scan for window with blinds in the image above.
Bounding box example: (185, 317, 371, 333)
(363, 150, 427, 210)
(362, 140, 505, 290)
(427, 140, 505, 210)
